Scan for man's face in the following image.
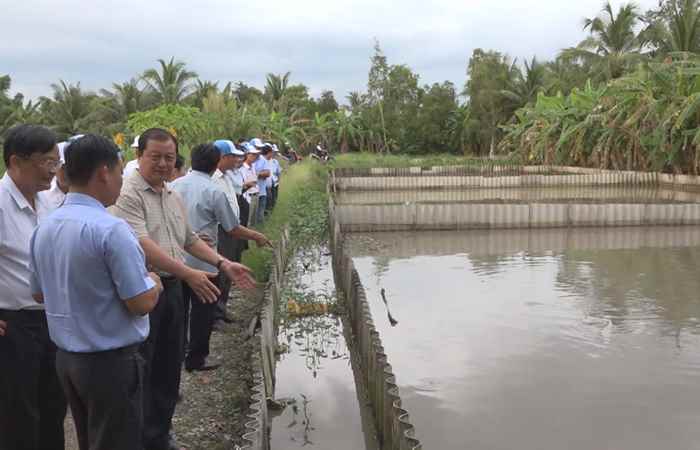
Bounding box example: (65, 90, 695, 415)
(233, 155, 245, 168)
(13, 145, 60, 191)
(168, 165, 187, 182)
(138, 139, 177, 187)
(219, 154, 236, 171)
(246, 153, 259, 164)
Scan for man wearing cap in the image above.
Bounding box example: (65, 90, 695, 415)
(268, 144, 282, 210)
(240, 142, 260, 223)
(171, 142, 269, 372)
(111, 128, 256, 450)
(29, 135, 163, 450)
(250, 138, 271, 224)
(123, 135, 140, 178)
(0, 124, 67, 450)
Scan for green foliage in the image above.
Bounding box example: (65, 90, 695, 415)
(127, 104, 206, 149)
(501, 55, 700, 173)
(330, 152, 517, 169)
(242, 162, 328, 281)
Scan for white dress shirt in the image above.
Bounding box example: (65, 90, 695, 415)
(0, 173, 51, 310)
(123, 159, 139, 178)
(240, 162, 258, 203)
(39, 178, 67, 210)
(212, 169, 240, 219)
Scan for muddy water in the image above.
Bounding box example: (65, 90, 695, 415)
(348, 228, 700, 450)
(270, 250, 378, 450)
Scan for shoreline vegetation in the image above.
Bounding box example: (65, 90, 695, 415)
(3, 1, 700, 174)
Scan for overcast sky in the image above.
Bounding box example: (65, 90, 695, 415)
(1, 0, 659, 102)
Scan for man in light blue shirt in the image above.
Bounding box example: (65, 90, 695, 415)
(171, 142, 270, 371)
(29, 135, 162, 450)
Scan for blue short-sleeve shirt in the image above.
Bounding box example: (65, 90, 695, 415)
(29, 193, 155, 353)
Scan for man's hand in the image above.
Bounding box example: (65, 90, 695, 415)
(243, 180, 256, 189)
(254, 233, 273, 248)
(0, 320, 6, 337)
(148, 272, 163, 294)
(184, 269, 221, 303)
(221, 260, 256, 291)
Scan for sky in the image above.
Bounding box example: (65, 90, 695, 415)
(1, 0, 659, 102)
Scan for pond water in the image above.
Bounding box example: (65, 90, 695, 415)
(270, 250, 378, 450)
(347, 227, 700, 450)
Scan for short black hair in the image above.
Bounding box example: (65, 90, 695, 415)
(236, 138, 246, 145)
(138, 128, 178, 155)
(261, 146, 272, 155)
(190, 143, 220, 173)
(64, 134, 121, 186)
(175, 153, 185, 170)
(3, 124, 57, 168)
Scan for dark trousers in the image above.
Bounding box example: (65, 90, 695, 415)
(271, 184, 279, 209)
(56, 345, 144, 450)
(0, 309, 67, 450)
(183, 275, 220, 370)
(237, 194, 249, 228)
(140, 279, 184, 450)
(214, 226, 241, 322)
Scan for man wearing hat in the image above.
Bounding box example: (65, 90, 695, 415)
(211, 140, 265, 324)
(171, 142, 270, 372)
(240, 142, 260, 223)
(250, 138, 271, 224)
(268, 144, 282, 210)
(123, 135, 140, 178)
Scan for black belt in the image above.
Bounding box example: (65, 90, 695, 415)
(0, 308, 46, 322)
(58, 343, 140, 357)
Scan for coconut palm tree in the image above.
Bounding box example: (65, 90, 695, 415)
(264, 72, 291, 110)
(562, 2, 645, 80)
(189, 79, 219, 108)
(501, 57, 547, 108)
(141, 57, 198, 104)
(100, 78, 148, 119)
(643, 0, 700, 54)
(40, 80, 95, 138)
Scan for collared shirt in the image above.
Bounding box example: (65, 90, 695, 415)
(0, 173, 50, 310)
(39, 178, 67, 210)
(110, 170, 197, 275)
(253, 157, 270, 196)
(30, 193, 155, 352)
(170, 171, 240, 272)
(227, 167, 244, 196)
(270, 159, 282, 186)
(241, 162, 258, 203)
(212, 169, 240, 218)
(123, 159, 139, 178)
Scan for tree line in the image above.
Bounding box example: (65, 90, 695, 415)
(1, 0, 699, 172)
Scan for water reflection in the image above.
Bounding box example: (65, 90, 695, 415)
(270, 250, 378, 450)
(349, 227, 700, 450)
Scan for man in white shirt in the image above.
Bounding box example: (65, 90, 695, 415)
(0, 124, 67, 450)
(122, 135, 140, 178)
(39, 141, 69, 210)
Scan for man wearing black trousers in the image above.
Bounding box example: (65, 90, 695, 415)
(29, 135, 163, 450)
(0, 124, 67, 450)
(171, 142, 270, 372)
(112, 129, 257, 450)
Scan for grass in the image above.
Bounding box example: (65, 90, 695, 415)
(329, 152, 519, 169)
(242, 161, 328, 281)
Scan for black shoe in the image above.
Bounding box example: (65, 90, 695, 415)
(185, 363, 221, 373)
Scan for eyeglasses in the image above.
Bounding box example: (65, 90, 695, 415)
(22, 155, 62, 170)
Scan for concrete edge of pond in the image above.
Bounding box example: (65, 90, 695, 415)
(328, 197, 424, 450)
(238, 229, 291, 450)
(331, 164, 700, 192)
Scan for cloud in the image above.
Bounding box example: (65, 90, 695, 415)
(1, 0, 659, 101)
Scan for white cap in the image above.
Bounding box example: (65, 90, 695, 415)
(131, 135, 140, 148)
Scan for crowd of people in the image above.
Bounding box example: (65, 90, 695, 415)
(0, 124, 288, 450)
